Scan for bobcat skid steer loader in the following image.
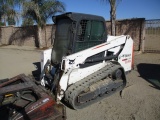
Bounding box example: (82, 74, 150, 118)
(40, 12, 134, 110)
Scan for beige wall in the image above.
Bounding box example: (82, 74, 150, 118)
(0, 18, 145, 50)
(106, 18, 145, 50)
(0, 25, 55, 48)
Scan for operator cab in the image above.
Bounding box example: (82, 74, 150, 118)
(52, 12, 107, 63)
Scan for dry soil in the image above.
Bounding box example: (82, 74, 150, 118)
(0, 45, 160, 120)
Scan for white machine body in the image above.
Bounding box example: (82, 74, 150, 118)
(40, 35, 134, 101)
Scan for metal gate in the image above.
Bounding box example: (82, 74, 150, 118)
(144, 19, 160, 52)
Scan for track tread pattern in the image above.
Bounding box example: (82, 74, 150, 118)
(65, 62, 126, 109)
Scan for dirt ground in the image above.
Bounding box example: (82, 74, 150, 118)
(0, 45, 160, 120)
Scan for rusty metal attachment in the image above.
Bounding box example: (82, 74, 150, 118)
(0, 74, 66, 120)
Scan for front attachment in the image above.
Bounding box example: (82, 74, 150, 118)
(0, 74, 66, 120)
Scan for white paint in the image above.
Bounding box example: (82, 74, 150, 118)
(57, 35, 134, 100)
(40, 48, 52, 86)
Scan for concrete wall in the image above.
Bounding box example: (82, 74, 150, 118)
(106, 18, 145, 50)
(0, 18, 145, 50)
(0, 25, 55, 48)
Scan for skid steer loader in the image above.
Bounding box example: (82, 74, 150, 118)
(0, 12, 133, 119)
(40, 12, 134, 109)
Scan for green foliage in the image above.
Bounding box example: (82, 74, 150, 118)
(8, 17, 16, 25)
(0, 21, 5, 26)
(0, 0, 65, 47)
(0, 0, 20, 26)
(22, 18, 34, 27)
(21, 0, 65, 47)
(22, 0, 65, 28)
(0, 0, 65, 27)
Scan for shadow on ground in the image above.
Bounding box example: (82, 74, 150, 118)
(137, 63, 160, 90)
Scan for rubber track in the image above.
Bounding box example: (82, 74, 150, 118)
(64, 62, 126, 109)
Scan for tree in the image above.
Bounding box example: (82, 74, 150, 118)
(22, 0, 65, 48)
(0, 21, 5, 26)
(0, 0, 20, 26)
(101, 0, 121, 35)
(109, 0, 116, 36)
(22, 18, 34, 27)
(8, 17, 16, 25)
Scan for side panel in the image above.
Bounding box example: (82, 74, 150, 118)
(68, 62, 109, 85)
(118, 36, 134, 72)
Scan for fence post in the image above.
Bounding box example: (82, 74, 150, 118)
(142, 20, 146, 53)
